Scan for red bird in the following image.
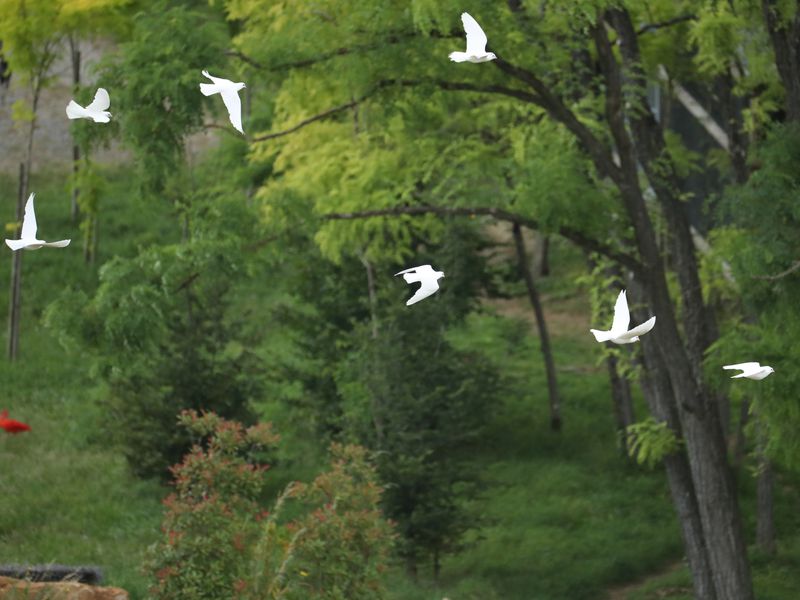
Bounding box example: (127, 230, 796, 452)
(0, 409, 31, 434)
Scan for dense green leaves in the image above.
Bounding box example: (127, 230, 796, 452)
(100, 0, 230, 193)
(46, 196, 266, 478)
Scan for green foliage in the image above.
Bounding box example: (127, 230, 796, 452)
(249, 444, 395, 600)
(335, 263, 498, 570)
(99, 0, 230, 193)
(626, 418, 681, 469)
(45, 197, 266, 478)
(713, 124, 800, 469)
(144, 410, 279, 600)
(0, 0, 63, 83)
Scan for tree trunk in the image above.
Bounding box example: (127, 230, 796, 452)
(732, 399, 750, 473)
(596, 14, 754, 598)
(755, 411, 776, 555)
(69, 35, 81, 222)
(405, 555, 417, 580)
(7, 163, 26, 361)
(631, 281, 716, 600)
(762, 0, 800, 122)
(537, 234, 550, 277)
(606, 351, 635, 456)
(359, 254, 384, 446)
(512, 222, 562, 431)
(7, 70, 44, 361)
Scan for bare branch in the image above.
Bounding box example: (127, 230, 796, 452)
(385, 77, 542, 104)
(324, 204, 643, 274)
(226, 47, 352, 72)
(251, 79, 540, 143)
(753, 260, 800, 281)
(252, 99, 360, 142)
(227, 30, 460, 74)
(637, 14, 696, 35)
(202, 122, 243, 139)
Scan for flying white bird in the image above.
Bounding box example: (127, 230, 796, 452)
(449, 12, 497, 63)
(66, 87, 111, 123)
(200, 70, 246, 134)
(5, 194, 71, 251)
(590, 290, 656, 344)
(395, 264, 444, 306)
(723, 362, 775, 380)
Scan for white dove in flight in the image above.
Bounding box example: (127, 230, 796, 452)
(449, 12, 497, 63)
(723, 362, 774, 380)
(200, 70, 246, 134)
(66, 87, 111, 123)
(395, 264, 444, 306)
(5, 194, 71, 251)
(590, 290, 656, 344)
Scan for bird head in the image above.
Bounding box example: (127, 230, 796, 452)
(767, 367, 775, 374)
(237, 82, 247, 90)
(437, 271, 445, 279)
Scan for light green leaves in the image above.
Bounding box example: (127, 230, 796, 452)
(626, 417, 681, 468)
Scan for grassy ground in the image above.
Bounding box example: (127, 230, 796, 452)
(1, 168, 799, 599)
(383, 243, 683, 600)
(0, 168, 175, 597)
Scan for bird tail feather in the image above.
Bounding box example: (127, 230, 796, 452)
(589, 329, 616, 343)
(66, 100, 84, 120)
(199, 83, 217, 96)
(448, 52, 469, 62)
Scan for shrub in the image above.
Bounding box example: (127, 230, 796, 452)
(249, 444, 395, 600)
(145, 414, 393, 600)
(144, 410, 279, 600)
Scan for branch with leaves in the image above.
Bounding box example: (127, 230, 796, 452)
(324, 204, 643, 274)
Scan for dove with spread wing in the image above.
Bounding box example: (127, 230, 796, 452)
(5, 194, 71, 251)
(200, 70, 246, 134)
(395, 264, 444, 306)
(590, 290, 656, 344)
(449, 12, 497, 63)
(723, 362, 774, 380)
(66, 88, 111, 123)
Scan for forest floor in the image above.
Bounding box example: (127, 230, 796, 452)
(0, 167, 800, 599)
(606, 561, 688, 600)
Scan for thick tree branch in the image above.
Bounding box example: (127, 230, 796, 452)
(492, 57, 623, 183)
(609, 8, 718, 359)
(637, 14, 696, 35)
(324, 204, 643, 274)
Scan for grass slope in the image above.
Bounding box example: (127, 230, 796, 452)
(386, 245, 681, 600)
(0, 169, 175, 597)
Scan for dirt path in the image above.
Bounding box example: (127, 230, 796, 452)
(606, 560, 688, 600)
